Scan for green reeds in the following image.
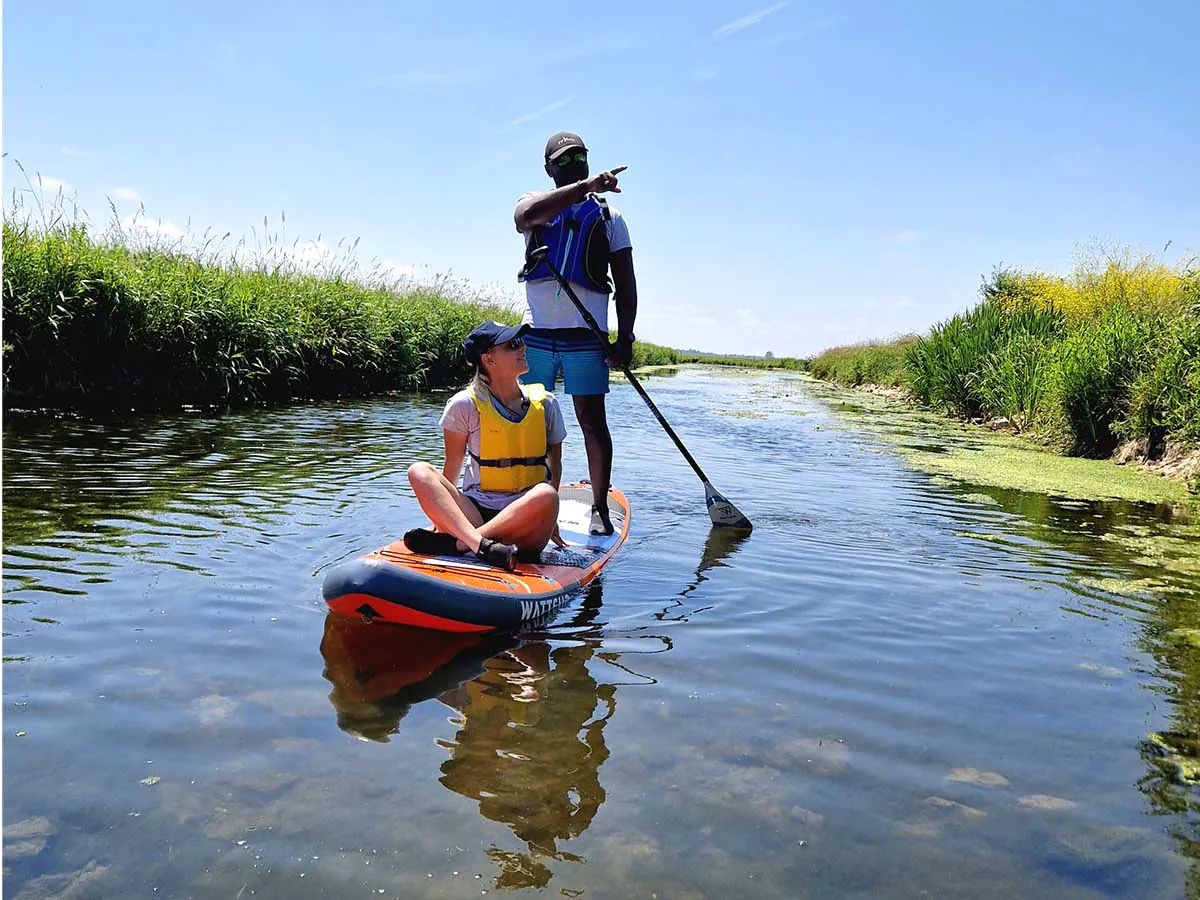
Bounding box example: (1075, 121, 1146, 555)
(1121, 305, 1200, 450)
(630, 341, 681, 368)
(908, 300, 1062, 420)
(2, 210, 517, 411)
(907, 301, 1005, 416)
(0, 212, 740, 410)
(809, 338, 915, 388)
(977, 331, 1055, 430)
(1046, 302, 1159, 455)
(811, 248, 1199, 463)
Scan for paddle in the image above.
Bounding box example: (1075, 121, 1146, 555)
(525, 245, 752, 530)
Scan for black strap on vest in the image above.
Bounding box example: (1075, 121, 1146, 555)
(469, 452, 548, 469)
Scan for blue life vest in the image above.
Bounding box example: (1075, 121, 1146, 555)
(519, 195, 613, 294)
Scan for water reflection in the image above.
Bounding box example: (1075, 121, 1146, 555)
(319, 615, 517, 743)
(887, 449, 1200, 893)
(437, 636, 614, 889)
(2, 400, 443, 598)
(318, 527, 757, 892)
(673, 526, 752, 607)
(320, 583, 622, 890)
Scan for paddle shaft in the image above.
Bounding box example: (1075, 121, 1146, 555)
(532, 253, 716, 486)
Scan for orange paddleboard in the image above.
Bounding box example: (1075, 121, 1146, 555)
(323, 483, 629, 632)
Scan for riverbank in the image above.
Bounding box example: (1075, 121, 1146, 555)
(1, 217, 678, 412)
(797, 375, 1199, 510)
(810, 250, 1200, 493)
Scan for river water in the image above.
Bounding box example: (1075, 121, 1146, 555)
(4, 369, 1200, 899)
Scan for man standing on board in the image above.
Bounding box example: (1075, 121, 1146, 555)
(514, 131, 638, 536)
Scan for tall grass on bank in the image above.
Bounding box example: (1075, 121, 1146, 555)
(809, 338, 915, 387)
(809, 246, 1200, 460)
(2, 200, 713, 411)
(630, 342, 681, 368)
(1122, 306, 1200, 450)
(1047, 302, 1160, 454)
(907, 300, 1063, 421)
(2, 204, 522, 410)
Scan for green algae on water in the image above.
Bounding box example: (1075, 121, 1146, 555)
(898, 441, 1193, 506)
(809, 379, 1198, 508)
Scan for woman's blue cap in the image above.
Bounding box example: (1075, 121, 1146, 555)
(463, 320, 531, 366)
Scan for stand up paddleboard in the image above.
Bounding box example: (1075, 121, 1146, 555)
(322, 483, 629, 632)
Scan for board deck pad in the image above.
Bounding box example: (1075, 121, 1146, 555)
(322, 484, 629, 632)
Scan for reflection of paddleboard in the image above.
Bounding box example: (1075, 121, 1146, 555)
(323, 484, 629, 632)
(319, 613, 516, 741)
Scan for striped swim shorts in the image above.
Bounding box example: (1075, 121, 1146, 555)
(521, 327, 610, 396)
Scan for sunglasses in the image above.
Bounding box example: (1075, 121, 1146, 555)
(491, 337, 525, 351)
(551, 150, 587, 167)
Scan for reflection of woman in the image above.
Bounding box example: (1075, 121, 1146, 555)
(437, 641, 614, 862)
(405, 320, 567, 571)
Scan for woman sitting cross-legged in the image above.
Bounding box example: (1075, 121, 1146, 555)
(405, 320, 567, 571)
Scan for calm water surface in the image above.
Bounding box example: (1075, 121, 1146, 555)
(4, 370, 1200, 899)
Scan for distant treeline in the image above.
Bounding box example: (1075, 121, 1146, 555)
(677, 352, 806, 370)
(810, 248, 1200, 465)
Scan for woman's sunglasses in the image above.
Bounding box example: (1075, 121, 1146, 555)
(492, 337, 525, 351)
(552, 151, 587, 167)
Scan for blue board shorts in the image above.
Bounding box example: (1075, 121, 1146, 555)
(521, 328, 610, 396)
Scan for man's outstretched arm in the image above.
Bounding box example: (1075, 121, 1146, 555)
(513, 166, 628, 232)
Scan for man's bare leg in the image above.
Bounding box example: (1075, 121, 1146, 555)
(572, 394, 613, 534)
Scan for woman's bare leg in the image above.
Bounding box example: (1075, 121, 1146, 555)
(478, 483, 560, 551)
(407, 462, 486, 552)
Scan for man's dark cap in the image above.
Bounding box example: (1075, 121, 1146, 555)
(544, 131, 587, 161)
(463, 320, 531, 367)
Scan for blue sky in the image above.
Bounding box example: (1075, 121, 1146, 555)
(5, 0, 1198, 356)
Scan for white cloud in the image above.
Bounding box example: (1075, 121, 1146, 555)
(61, 146, 84, 157)
(230, 241, 422, 286)
(34, 175, 71, 193)
(238, 239, 338, 272)
(121, 214, 186, 243)
(112, 187, 142, 202)
(714, 2, 789, 38)
(507, 96, 572, 128)
(378, 259, 418, 280)
(881, 229, 924, 245)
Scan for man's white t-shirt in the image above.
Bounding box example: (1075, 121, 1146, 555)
(438, 385, 568, 510)
(517, 193, 632, 333)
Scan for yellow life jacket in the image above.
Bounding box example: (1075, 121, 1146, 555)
(470, 384, 548, 493)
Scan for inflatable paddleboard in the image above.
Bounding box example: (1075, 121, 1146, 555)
(322, 483, 629, 632)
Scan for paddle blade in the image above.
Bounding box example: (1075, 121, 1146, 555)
(704, 482, 752, 530)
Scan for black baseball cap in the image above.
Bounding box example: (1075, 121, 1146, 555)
(544, 131, 587, 161)
(463, 320, 531, 367)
